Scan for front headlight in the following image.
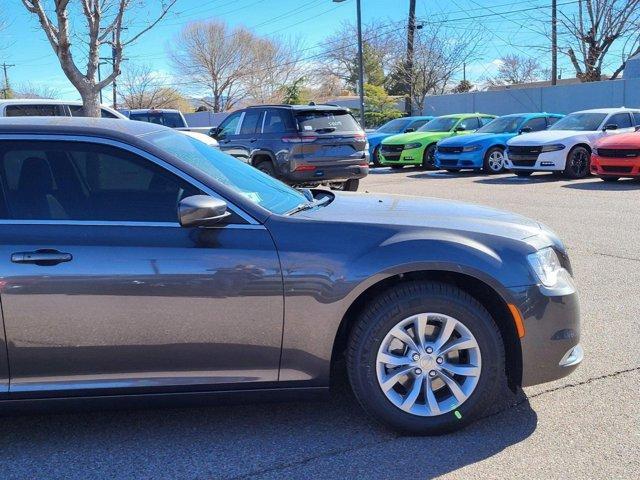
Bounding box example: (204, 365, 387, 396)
(527, 247, 564, 287)
(541, 144, 566, 152)
(462, 144, 482, 152)
(404, 142, 422, 149)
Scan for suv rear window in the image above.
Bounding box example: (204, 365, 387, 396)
(129, 111, 186, 128)
(295, 110, 361, 133)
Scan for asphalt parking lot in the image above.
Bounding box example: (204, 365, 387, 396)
(1, 169, 639, 480)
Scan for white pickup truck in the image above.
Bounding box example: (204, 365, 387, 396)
(0, 99, 126, 119)
(121, 108, 214, 136)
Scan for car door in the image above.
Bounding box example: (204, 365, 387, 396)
(0, 137, 284, 395)
(216, 111, 246, 159)
(234, 108, 264, 162)
(604, 112, 635, 136)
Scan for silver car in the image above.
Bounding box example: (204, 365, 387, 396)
(0, 117, 582, 434)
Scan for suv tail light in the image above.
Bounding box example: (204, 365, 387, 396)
(282, 135, 317, 143)
(353, 133, 366, 142)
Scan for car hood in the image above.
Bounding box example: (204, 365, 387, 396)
(299, 192, 543, 241)
(595, 132, 640, 148)
(439, 132, 514, 146)
(508, 129, 595, 145)
(383, 131, 449, 144)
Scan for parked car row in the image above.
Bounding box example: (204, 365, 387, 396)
(370, 107, 640, 181)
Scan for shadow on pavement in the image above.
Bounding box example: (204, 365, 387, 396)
(562, 179, 640, 191)
(0, 383, 537, 479)
(407, 171, 487, 180)
(474, 173, 563, 185)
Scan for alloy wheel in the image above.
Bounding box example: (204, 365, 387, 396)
(487, 150, 505, 172)
(375, 313, 482, 417)
(568, 148, 590, 177)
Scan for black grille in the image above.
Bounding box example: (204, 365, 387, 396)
(380, 144, 404, 154)
(511, 159, 538, 167)
(438, 145, 463, 154)
(439, 159, 459, 167)
(597, 148, 640, 158)
(508, 145, 543, 155)
(602, 165, 633, 173)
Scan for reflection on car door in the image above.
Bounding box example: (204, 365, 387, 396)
(0, 139, 284, 395)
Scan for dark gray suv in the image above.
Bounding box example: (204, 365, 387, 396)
(0, 118, 581, 434)
(212, 104, 369, 191)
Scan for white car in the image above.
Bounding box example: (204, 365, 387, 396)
(505, 107, 640, 178)
(0, 99, 126, 119)
(178, 130, 220, 149)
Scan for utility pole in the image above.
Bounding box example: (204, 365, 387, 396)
(405, 0, 417, 115)
(112, 30, 118, 108)
(355, 0, 365, 128)
(551, 0, 557, 86)
(1, 62, 15, 99)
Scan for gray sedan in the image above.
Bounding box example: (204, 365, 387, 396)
(0, 117, 582, 434)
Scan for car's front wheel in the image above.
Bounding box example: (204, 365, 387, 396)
(255, 160, 276, 177)
(483, 147, 505, 174)
(563, 146, 591, 179)
(371, 146, 382, 167)
(422, 144, 437, 169)
(347, 281, 504, 435)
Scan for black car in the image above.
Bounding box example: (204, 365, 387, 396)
(211, 104, 369, 191)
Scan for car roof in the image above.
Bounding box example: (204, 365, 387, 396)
(438, 113, 495, 118)
(500, 112, 562, 118)
(0, 116, 162, 137)
(572, 107, 640, 114)
(245, 104, 350, 112)
(0, 99, 126, 118)
(127, 108, 182, 114)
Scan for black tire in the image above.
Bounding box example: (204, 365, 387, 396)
(347, 281, 505, 435)
(514, 171, 533, 177)
(482, 147, 506, 174)
(563, 145, 591, 179)
(371, 146, 382, 167)
(390, 165, 404, 170)
(446, 169, 461, 173)
(421, 144, 437, 169)
(601, 176, 619, 182)
(255, 160, 276, 177)
(330, 179, 359, 192)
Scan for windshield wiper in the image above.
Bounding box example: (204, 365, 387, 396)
(286, 195, 332, 215)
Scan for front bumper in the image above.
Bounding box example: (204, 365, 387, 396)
(379, 146, 424, 165)
(591, 154, 640, 177)
(509, 284, 582, 387)
(434, 150, 484, 169)
(505, 149, 567, 171)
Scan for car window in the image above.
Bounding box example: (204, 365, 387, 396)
(376, 118, 411, 133)
(418, 117, 458, 132)
(263, 109, 295, 133)
(217, 111, 243, 139)
(458, 117, 480, 130)
(522, 117, 548, 132)
(239, 109, 262, 135)
(479, 117, 494, 126)
(633, 112, 640, 126)
(4, 104, 65, 117)
(607, 113, 632, 129)
(0, 141, 202, 222)
(409, 119, 429, 130)
(129, 111, 186, 128)
(295, 110, 361, 133)
(68, 105, 119, 118)
(477, 116, 524, 134)
(549, 113, 607, 131)
(546, 116, 561, 126)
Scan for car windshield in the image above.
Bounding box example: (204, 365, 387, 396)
(130, 112, 187, 128)
(418, 117, 459, 132)
(477, 116, 525, 134)
(377, 118, 411, 134)
(147, 130, 307, 215)
(295, 110, 361, 133)
(549, 113, 607, 131)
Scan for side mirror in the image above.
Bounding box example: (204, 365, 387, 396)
(404, 127, 415, 133)
(603, 124, 618, 131)
(210, 126, 222, 139)
(178, 195, 230, 227)
(454, 126, 466, 132)
(635, 125, 640, 132)
(519, 126, 533, 134)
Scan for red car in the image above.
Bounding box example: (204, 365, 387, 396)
(591, 131, 640, 181)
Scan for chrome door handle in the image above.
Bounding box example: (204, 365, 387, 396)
(11, 249, 73, 266)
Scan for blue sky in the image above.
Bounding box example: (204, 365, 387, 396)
(2, 0, 585, 101)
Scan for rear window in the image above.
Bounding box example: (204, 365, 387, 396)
(295, 110, 361, 133)
(129, 111, 186, 128)
(4, 104, 64, 117)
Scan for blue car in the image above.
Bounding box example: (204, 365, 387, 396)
(434, 113, 564, 173)
(368, 116, 433, 166)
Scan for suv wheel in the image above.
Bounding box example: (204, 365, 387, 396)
(347, 281, 504, 435)
(563, 146, 591, 179)
(483, 147, 505, 174)
(421, 144, 437, 169)
(255, 160, 275, 177)
(330, 179, 359, 192)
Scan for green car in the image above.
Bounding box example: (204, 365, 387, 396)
(379, 113, 497, 169)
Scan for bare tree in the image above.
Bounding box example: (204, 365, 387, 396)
(559, 0, 640, 81)
(119, 64, 190, 110)
(13, 81, 60, 99)
(170, 20, 258, 112)
(20, 1, 177, 116)
(487, 54, 549, 86)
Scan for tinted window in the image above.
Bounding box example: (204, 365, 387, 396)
(633, 112, 640, 126)
(549, 113, 607, 131)
(607, 113, 632, 129)
(409, 119, 430, 130)
(239, 109, 262, 135)
(522, 117, 548, 132)
(5, 104, 64, 117)
(377, 118, 411, 134)
(68, 104, 119, 118)
(546, 116, 561, 126)
(129, 111, 186, 128)
(477, 116, 524, 134)
(419, 117, 458, 132)
(263, 109, 295, 133)
(0, 141, 201, 222)
(295, 110, 361, 133)
(458, 117, 480, 130)
(217, 111, 243, 138)
(479, 117, 494, 126)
